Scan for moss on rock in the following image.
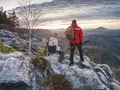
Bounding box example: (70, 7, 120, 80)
(0, 42, 17, 53)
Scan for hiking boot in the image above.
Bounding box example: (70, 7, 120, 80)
(81, 60, 91, 69)
(69, 63, 74, 66)
(81, 59, 84, 62)
(58, 60, 63, 64)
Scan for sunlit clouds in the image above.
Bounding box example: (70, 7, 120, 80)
(0, 0, 120, 30)
(79, 19, 120, 29)
(0, 0, 54, 10)
(35, 1, 120, 30)
(36, 19, 120, 30)
(36, 21, 68, 29)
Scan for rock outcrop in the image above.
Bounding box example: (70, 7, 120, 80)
(0, 29, 48, 56)
(46, 54, 120, 90)
(0, 52, 120, 90)
(0, 52, 33, 90)
(0, 52, 50, 90)
(0, 29, 120, 90)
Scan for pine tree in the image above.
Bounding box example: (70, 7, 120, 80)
(0, 7, 19, 30)
(8, 11, 19, 28)
(0, 7, 7, 25)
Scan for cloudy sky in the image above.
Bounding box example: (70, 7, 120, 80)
(0, 0, 120, 30)
(0, 0, 53, 10)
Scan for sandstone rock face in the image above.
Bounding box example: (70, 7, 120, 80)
(0, 52, 32, 90)
(0, 52, 38, 90)
(46, 54, 120, 90)
(0, 29, 48, 56)
(0, 52, 120, 90)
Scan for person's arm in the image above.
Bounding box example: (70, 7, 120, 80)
(80, 27, 84, 43)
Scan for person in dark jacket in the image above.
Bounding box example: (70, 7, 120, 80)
(65, 20, 84, 66)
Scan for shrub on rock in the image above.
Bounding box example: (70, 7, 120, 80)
(44, 74, 73, 90)
(31, 57, 48, 72)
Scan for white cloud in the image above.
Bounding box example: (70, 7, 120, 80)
(0, 0, 53, 10)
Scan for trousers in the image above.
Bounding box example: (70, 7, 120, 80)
(70, 43, 84, 64)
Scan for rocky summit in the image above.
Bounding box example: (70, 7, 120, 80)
(46, 54, 120, 90)
(0, 52, 120, 90)
(0, 29, 120, 90)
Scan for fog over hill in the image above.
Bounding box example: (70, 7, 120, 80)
(82, 28, 120, 56)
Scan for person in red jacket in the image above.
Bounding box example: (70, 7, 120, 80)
(67, 20, 84, 66)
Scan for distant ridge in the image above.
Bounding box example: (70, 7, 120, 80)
(95, 27, 108, 31)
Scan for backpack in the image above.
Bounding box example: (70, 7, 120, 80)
(65, 26, 75, 40)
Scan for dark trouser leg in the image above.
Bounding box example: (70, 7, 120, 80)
(77, 44, 84, 61)
(70, 44, 75, 64)
(58, 51, 65, 61)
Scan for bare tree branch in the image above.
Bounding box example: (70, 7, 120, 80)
(18, 0, 44, 56)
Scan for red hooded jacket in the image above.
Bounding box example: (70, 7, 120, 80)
(69, 23, 83, 44)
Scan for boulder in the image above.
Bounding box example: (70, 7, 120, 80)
(0, 52, 34, 90)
